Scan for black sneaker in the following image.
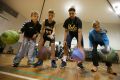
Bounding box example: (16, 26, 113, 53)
(77, 63, 85, 72)
(61, 60, 67, 68)
(12, 63, 19, 67)
(107, 67, 117, 76)
(77, 63, 87, 74)
(34, 60, 43, 68)
(77, 63, 84, 69)
(51, 60, 57, 68)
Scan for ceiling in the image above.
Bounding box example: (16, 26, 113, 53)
(2, 0, 120, 24)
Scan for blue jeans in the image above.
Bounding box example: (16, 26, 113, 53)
(13, 37, 36, 65)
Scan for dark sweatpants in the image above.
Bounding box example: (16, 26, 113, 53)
(92, 42, 112, 67)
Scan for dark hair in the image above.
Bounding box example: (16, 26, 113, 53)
(68, 7, 76, 12)
(48, 9, 55, 14)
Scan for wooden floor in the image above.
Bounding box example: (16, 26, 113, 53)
(0, 54, 120, 80)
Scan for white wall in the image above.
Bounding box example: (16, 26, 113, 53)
(103, 23, 120, 50)
(55, 22, 120, 50)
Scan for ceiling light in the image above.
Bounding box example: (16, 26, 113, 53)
(113, 2, 120, 15)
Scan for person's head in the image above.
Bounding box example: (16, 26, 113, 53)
(48, 9, 55, 20)
(93, 20, 100, 32)
(68, 7, 76, 19)
(31, 11, 39, 23)
(59, 41, 61, 45)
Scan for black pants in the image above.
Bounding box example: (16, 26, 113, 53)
(43, 34, 55, 43)
(92, 43, 112, 67)
(66, 33, 84, 48)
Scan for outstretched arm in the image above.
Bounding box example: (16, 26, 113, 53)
(78, 28, 82, 48)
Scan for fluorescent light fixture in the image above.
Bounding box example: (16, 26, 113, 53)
(107, 0, 120, 17)
(113, 2, 120, 15)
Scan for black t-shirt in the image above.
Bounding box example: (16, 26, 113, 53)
(63, 16, 82, 34)
(21, 20, 41, 38)
(44, 19, 56, 35)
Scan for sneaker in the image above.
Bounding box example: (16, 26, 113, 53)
(107, 67, 117, 75)
(12, 63, 19, 67)
(77, 63, 84, 69)
(33, 60, 43, 68)
(51, 60, 57, 68)
(61, 60, 67, 68)
(77, 63, 85, 72)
